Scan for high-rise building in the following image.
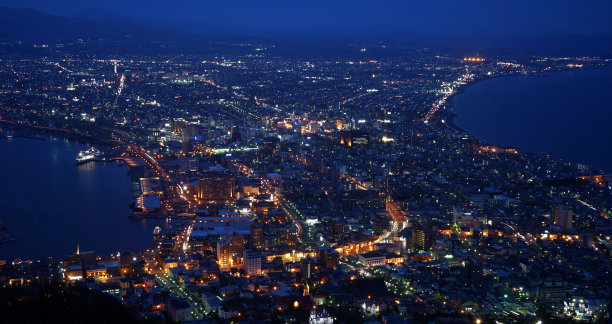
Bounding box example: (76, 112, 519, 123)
(411, 229, 433, 251)
(197, 172, 235, 202)
(318, 247, 339, 269)
(537, 277, 566, 305)
(263, 235, 276, 250)
(182, 124, 202, 142)
(217, 240, 232, 268)
(277, 227, 298, 246)
(187, 158, 199, 172)
(119, 251, 133, 275)
(173, 119, 186, 133)
(331, 220, 344, 236)
(300, 257, 316, 279)
(552, 205, 573, 231)
(229, 236, 245, 256)
(243, 249, 262, 276)
(250, 223, 263, 248)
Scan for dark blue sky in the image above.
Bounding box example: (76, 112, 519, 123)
(2, 0, 612, 37)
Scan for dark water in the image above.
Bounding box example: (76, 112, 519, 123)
(0, 136, 161, 261)
(454, 69, 612, 173)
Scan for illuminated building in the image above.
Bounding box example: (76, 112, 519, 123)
(318, 247, 339, 269)
(238, 176, 259, 195)
(243, 249, 262, 276)
(119, 251, 132, 275)
(331, 220, 344, 236)
(538, 277, 567, 305)
(187, 157, 199, 172)
(64, 265, 84, 281)
(300, 257, 316, 279)
(192, 215, 250, 231)
(264, 234, 276, 249)
(217, 240, 232, 267)
(182, 124, 202, 142)
(99, 283, 121, 298)
(411, 229, 433, 251)
(563, 298, 609, 321)
(197, 172, 235, 201)
(250, 223, 263, 248)
(552, 205, 573, 231)
(359, 251, 385, 267)
(340, 130, 369, 147)
(85, 266, 108, 280)
(277, 227, 298, 246)
(139, 177, 163, 196)
(136, 193, 161, 212)
(172, 119, 186, 133)
(309, 308, 334, 324)
(229, 236, 245, 255)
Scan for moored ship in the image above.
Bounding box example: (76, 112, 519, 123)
(76, 147, 104, 164)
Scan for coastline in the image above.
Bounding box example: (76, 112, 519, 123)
(443, 68, 612, 174)
(0, 119, 117, 146)
(0, 135, 156, 261)
(446, 73, 552, 132)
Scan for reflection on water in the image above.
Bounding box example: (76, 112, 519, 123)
(454, 69, 612, 173)
(0, 137, 163, 261)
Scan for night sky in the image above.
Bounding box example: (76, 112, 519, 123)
(2, 0, 611, 37)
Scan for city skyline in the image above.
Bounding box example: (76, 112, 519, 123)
(0, 2, 611, 324)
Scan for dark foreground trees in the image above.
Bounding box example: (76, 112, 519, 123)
(0, 280, 137, 324)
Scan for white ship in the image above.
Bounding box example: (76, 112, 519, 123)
(153, 226, 161, 236)
(76, 147, 104, 164)
(153, 226, 162, 241)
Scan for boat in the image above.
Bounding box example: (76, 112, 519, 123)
(76, 147, 104, 164)
(153, 226, 162, 241)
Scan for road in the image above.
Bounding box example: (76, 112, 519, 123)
(279, 198, 304, 237)
(155, 273, 208, 320)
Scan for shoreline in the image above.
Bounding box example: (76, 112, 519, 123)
(443, 68, 612, 174)
(0, 134, 156, 262)
(0, 119, 120, 146)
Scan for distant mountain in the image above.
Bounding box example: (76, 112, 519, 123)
(70, 8, 253, 38)
(0, 7, 211, 43)
(0, 7, 610, 57)
(70, 8, 130, 21)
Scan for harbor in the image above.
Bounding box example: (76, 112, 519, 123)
(0, 136, 163, 260)
(73, 146, 169, 219)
